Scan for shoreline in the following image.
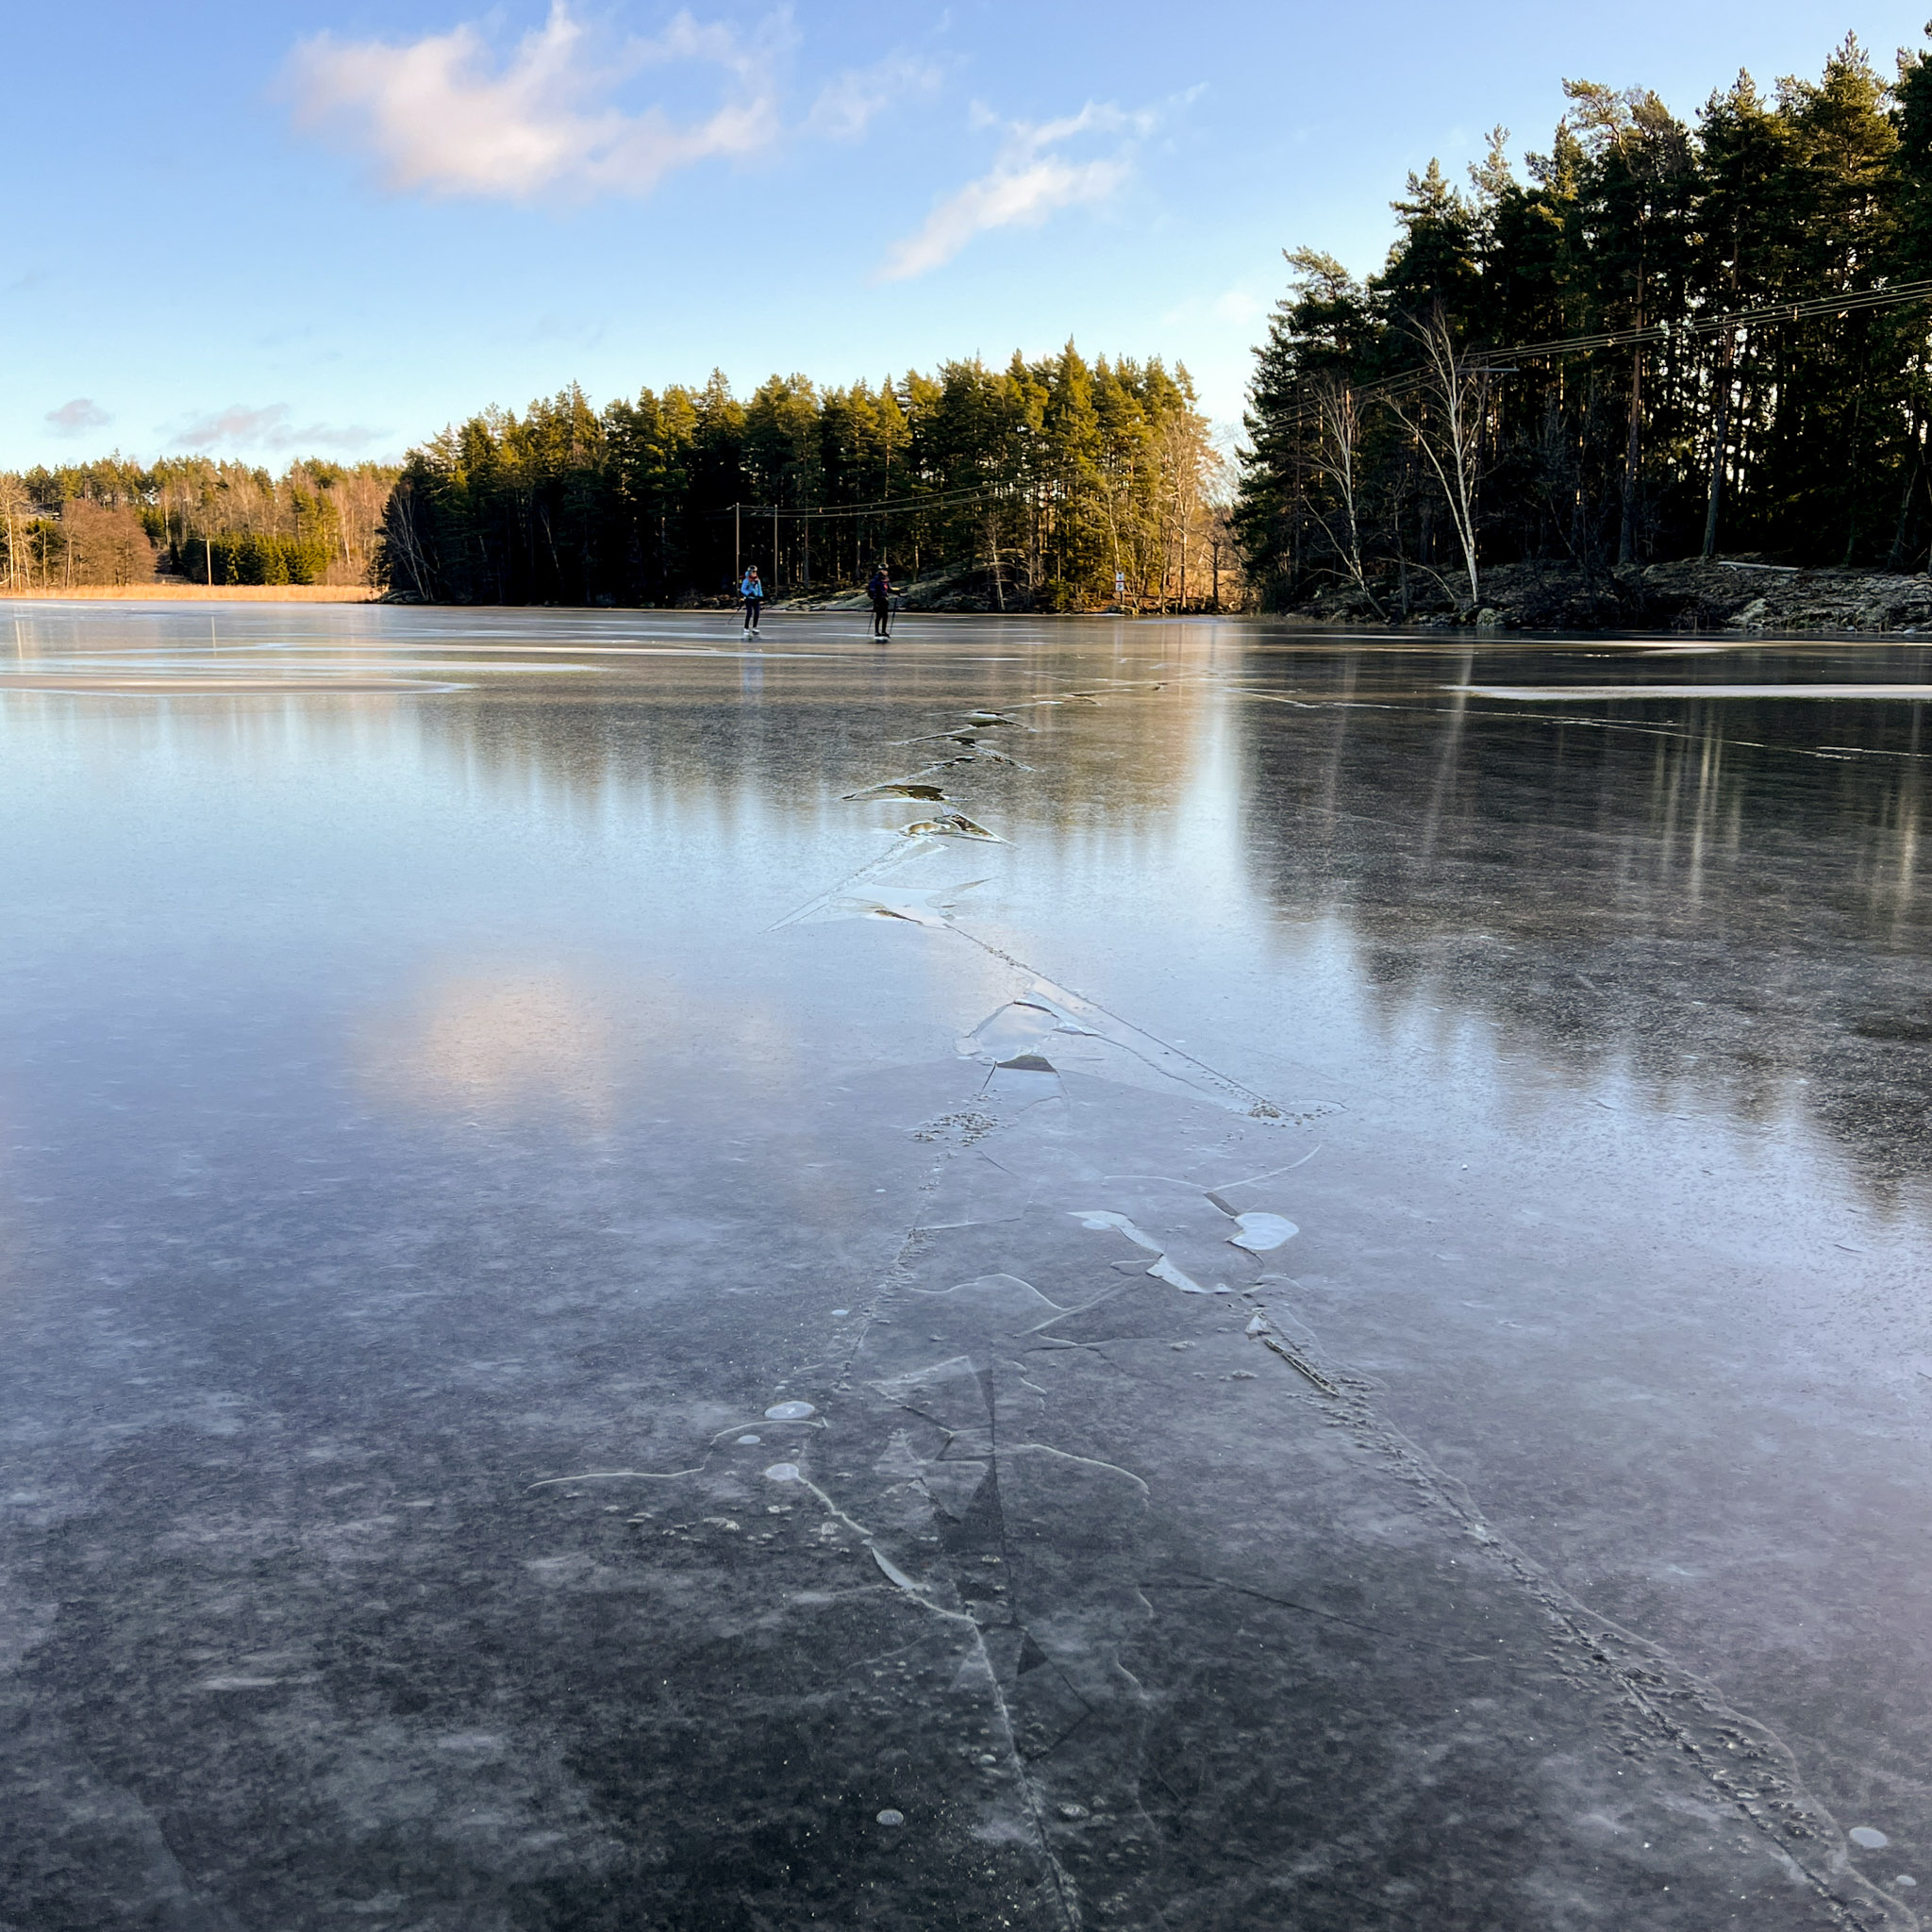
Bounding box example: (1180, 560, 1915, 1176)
(1, 585, 381, 604)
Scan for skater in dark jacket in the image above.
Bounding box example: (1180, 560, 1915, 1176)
(866, 563, 892, 640)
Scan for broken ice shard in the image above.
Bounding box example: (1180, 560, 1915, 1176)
(1229, 1212, 1299, 1253)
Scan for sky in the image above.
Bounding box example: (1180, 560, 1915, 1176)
(7, 0, 1931, 470)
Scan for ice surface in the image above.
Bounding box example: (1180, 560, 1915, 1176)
(3, 606, 1926, 1932)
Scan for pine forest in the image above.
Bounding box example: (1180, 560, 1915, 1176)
(1235, 33, 1932, 611)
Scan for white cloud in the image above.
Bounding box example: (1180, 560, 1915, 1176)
(880, 102, 1152, 281)
(285, 2, 780, 202)
(806, 54, 940, 141)
(1213, 289, 1266, 325)
(173, 404, 381, 453)
(46, 398, 111, 435)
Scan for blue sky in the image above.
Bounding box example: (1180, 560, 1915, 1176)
(8, 0, 1928, 468)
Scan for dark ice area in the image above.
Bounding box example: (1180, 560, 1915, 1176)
(2, 604, 1929, 1929)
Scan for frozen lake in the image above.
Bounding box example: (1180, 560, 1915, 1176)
(2, 603, 1928, 1930)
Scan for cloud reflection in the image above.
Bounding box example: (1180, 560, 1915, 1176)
(356, 962, 801, 1130)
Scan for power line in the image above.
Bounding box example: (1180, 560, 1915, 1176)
(1282, 275, 1932, 421)
(708, 479, 1023, 523)
(1477, 275, 1932, 366)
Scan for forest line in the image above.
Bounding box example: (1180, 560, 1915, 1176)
(0, 457, 393, 593)
(377, 349, 1232, 610)
(0, 348, 1235, 612)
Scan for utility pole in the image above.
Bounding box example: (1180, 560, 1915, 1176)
(733, 502, 741, 583)
(772, 503, 779, 592)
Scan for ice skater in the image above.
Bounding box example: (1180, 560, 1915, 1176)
(866, 561, 893, 640)
(740, 565, 763, 635)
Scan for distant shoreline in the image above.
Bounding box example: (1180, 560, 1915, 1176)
(0, 585, 381, 604)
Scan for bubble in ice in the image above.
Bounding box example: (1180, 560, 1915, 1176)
(736, 1434, 762, 1445)
(764, 1463, 802, 1482)
(876, 1808, 905, 1826)
(1850, 1827, 1890, 1850)
(765, 1401, 817, 1420)
(831, 1307, 849, 1316)
(1895, 1874, 1916, 1887)
(1229, 1212, 1299, 1253)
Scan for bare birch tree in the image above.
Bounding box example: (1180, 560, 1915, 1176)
(1384, 307, 1487, 611)
(1305, 378, 1384, 615)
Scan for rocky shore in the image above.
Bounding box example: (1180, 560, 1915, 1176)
(1292, 556, 1932, 633)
